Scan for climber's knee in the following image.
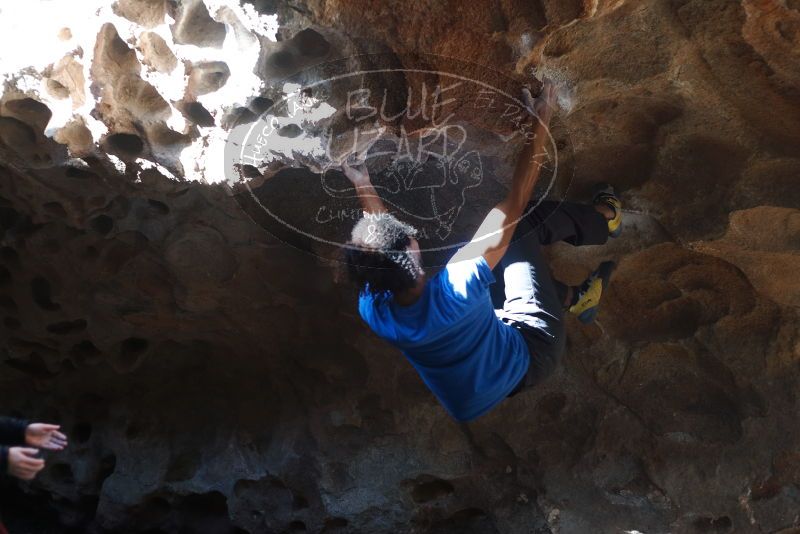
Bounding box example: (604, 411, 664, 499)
(517, 324, 564, 388)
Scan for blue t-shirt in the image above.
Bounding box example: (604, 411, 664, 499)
(358, 255, 530, 421)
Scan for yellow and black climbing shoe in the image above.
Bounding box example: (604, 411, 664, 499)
(593, 184, 622, 238)
(569, 261, 616, 324)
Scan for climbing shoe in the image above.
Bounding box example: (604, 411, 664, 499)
(568, 261, 616, 324)
(593, 183, 622, 238)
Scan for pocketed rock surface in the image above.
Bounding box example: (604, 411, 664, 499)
(0, 0, 798, 532)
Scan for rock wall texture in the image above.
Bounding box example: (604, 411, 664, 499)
(0, 0, 799, 533)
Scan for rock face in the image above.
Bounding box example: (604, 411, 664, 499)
(0, 0, 799, 533)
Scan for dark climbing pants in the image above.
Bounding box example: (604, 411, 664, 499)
(491, 200, 609, 395)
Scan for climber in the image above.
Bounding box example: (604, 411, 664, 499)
(341, 80, 622, 422)
(1, 416, 68, 480)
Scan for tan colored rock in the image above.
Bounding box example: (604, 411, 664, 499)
(54, 118, 95, 157)
(692, 207, 800, 307)
(743, 0, 800, 89)
(170, 0, 227, 48)
(113, 74, 171, 121)
(186, 61, 231, 96)
(58, 27, 73, 41)
(138, 31, 178, 73)
(2, 97, 52, 134)
(91, 23, 139, 84)
(48, 55, 87, 107)
(113, 0, 167, 29)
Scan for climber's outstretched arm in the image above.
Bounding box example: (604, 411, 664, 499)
(450, 81, 557, 269)
(342, 161, 388, 215)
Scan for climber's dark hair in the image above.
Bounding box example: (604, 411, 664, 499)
(344, 213, 423, 295)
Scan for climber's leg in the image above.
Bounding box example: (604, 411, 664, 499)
(568, 261, 617, 323)
(493, 195, 624, 394)
(496, 217, 566, 392)
(593, 184, 623, 238)
(522, 199, 610, 246)
(490, 198, 610, 308)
